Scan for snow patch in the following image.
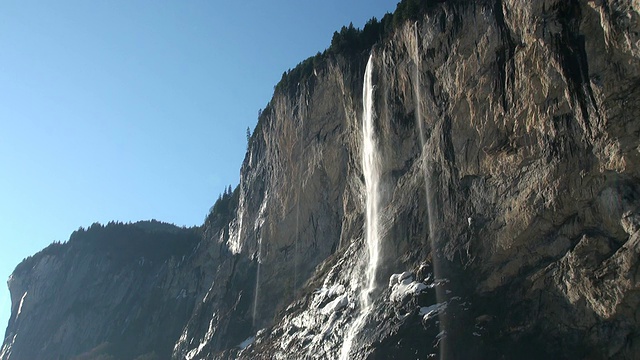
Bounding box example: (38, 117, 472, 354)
(428, 278, 450, 288)
(388, 271, 412, 288)
(0, 334, 17, 359)
(185, 317, 217, 360)
(419, 302, 447, 321)
(314, 284, 345, 299)
(321, 294, 348, 315)
(389, 273, 428, 303)
(202, 282, 215, 303)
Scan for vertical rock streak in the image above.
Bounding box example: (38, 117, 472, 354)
(413, 23, 447, 359)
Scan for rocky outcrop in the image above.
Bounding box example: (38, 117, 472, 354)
(3, 0, 639, 359)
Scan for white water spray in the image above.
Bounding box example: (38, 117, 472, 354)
(361, 54, 381, 307)
(340, 53, 380, 360)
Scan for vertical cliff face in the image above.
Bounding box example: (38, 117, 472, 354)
(233, 0, 640, 359)
(3, 0, 640, 359)
(171, 53, 372, 360)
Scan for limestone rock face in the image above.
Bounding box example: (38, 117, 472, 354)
(2, 0, 640, 359)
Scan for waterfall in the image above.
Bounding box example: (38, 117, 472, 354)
(340, 53, 380, 360)
(413, 22, 447, 359)
(413, 24, 425, 152)
(361, 54, 381, 307)
(294, 92, 305, 291)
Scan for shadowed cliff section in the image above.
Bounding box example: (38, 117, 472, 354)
(1, 221, 202, 360)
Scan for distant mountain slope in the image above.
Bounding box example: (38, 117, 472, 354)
(1, 221, 201, 360)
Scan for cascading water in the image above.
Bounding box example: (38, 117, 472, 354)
(295, 148, 300, 290)
(361, 54, 381, 307)
(340, 53, 380, 360)
(413, 22, 448, 359)
(294, 93, 305, 291)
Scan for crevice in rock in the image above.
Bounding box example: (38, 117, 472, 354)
(493, 0, 517, 113)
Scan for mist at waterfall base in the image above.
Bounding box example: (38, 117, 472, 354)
(0, 0, 399, 340)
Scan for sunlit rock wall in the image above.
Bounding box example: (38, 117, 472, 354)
(236, 0, 640, 359)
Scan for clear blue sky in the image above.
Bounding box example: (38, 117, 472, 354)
(0, 0, 398, 341)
